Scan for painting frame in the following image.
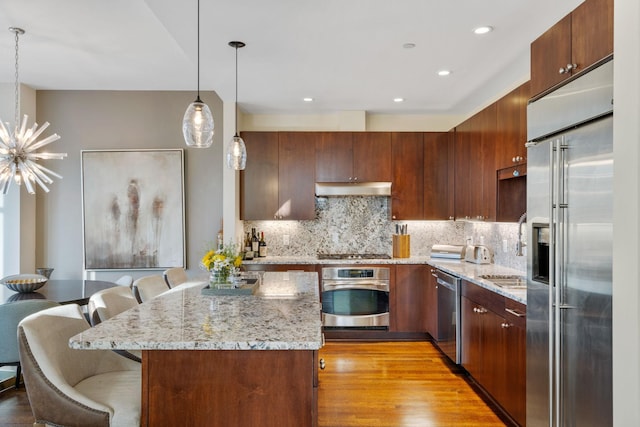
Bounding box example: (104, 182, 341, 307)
(81, 149, 186, 270)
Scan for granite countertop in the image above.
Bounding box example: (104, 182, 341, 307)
(69, 272, 323, 351)
(426, 259, 527, 304)
(243, 255, 434, 265)
(244, 256, 526, 304)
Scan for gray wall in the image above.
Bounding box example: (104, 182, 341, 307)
(35, 90, 223, 279)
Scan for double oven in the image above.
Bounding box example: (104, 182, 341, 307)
(318, 254, 390, 329)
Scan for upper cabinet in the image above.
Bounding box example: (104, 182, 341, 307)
(391, 132, 424, 220)
(240, 132, 316, 220)
(495, 81, 530, 171)
(315, 132, 391, 182)
(530, 0, 613, 98)
(423, 132, 453, 220)
(454, 104, 496, 222)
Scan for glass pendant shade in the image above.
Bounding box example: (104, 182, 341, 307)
(226, 133, 247, 170)
(182, 97, 214, 148)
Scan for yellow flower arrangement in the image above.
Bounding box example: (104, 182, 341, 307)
(201, 242, 243, 284)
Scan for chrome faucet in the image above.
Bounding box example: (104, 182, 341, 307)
(516, 212, 527, 256)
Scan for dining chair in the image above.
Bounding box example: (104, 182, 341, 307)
(132, 275, 169, 303)
(114, 274, 134, 288)
(0, 300, 59, 388)
(162, 267, 188, 288)
(18, 304, 141, 427)
(88, 286, 141, 362)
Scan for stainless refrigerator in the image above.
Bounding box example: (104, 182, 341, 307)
(526, 59, 613, 427)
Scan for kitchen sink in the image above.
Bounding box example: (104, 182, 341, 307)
(479, 274, 527, 289)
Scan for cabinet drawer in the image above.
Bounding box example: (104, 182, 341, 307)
(504, 298, 526, 329)
(461, 280, 505, 314)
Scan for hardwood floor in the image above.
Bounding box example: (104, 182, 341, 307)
(0, 341, 507, 426)
(318, 341, 507, 427)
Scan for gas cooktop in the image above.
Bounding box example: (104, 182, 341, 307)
(317, 253, 392, 260)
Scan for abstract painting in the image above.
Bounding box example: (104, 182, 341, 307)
(82, 149, 185, 270)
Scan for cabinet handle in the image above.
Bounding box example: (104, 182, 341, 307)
(353, 176, 358, 181)
(559, 63, 578, 74)
(392, 215, 397, 220)
(501, 323, 512, 329)
(319, 358, 326, 370)
(512, 156, 524, 163)
(505, 307, 526, 318)
(473, 307, 487, 314)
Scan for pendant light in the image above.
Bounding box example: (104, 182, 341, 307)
(0, 27, 66, 195)
(226, 41, 247, 170)
(182, 0, 214, 148)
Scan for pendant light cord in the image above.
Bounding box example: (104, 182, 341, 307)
(234, 44, 238, 136)
(196, 0, 201, 100)
(13, 29, 21, 126)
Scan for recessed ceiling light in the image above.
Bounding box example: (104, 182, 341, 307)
(303, 97, 313, 102)
(402, 43, 416, 49)
(393, 98, 404, 103)
(438, 70, 451, 76)
(473, 26, 494, 35)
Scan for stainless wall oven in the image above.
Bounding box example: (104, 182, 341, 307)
(321, 266, 390, 328)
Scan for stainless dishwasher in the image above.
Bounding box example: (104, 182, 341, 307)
(434, 269, 461, 364)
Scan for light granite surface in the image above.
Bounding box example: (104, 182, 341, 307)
(244, 256, 527, 304)
(69, 272, 323, 351)
(426, 259, 527, 304)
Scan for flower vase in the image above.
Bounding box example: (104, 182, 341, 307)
(210, 269, 230, 288)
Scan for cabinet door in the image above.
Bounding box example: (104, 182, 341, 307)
(502, 323, 526, 427)
(240, 132, 279, 220)
(495, 82, 530, 170)
(454, 121, 471, 219)
(315, 132, 353, 182)
(391, 265, 428, 333)
(352, 132, 392, 182)
(423, 132, 450, 220)
(530, 14, 572, 97)
(479, 102, 497, 222)
(391, 133, 424, 220)
(461, 296, 483, 378)
(425, 268, 438, 338)
(571, 0, 613, 74)
(278, 132, 316, 220)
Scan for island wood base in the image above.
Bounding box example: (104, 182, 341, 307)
(141, 349, 318, 427)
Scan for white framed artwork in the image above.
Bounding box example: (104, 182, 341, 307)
(81, 149, 185, 270)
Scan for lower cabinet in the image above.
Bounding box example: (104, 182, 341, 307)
(461, 280, 526, 426)
(390, 264, 428, 333)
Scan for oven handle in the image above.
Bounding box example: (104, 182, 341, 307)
(322, 282, 390, 292)
(436, 278, 457, 292)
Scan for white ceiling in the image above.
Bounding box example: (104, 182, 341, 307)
(0, 0, 583, 118)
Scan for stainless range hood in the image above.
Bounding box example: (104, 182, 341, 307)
(315, 182, 392, 197)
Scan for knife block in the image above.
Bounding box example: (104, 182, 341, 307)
(393, 234, 410, 258)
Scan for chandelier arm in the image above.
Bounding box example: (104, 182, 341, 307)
(23, 160, 62, 181)
(25, 133, 61, 152)
(23, 121, 50, 146)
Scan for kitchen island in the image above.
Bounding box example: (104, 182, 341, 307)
(70, 272, 323, 427)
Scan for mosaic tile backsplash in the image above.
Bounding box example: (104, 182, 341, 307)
(244, 196, 526, 272)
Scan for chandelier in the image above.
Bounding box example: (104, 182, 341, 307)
(0, 27, 66, 195)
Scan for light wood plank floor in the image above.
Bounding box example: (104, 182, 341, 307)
(0, 341, 507, 427)
(318, 341, 508, 427)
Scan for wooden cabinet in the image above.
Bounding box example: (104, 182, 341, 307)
(240, 132, 316, 220)
(423, 132, 453, 220)
(391, 132, 423, 220)
(315, 132, 391, 182)
(425, 267, 438, 339)
(461, 280, 526, 426)
(530, 0, 613, 98)
(143, 349, 317, 427)
(495, 82, 530, 170)
(454, 104, 496, 222)
(390, 264, 428, 333)
(240, 132, 279, 220)
(278, 132, 317, 219)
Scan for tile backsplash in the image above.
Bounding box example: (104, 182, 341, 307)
(244, 196, 526, 272)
